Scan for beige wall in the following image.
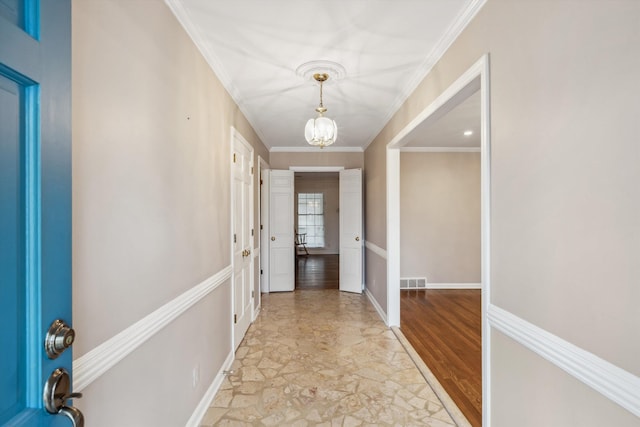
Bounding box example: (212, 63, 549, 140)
(295, 174, 340, 255)
(364, 0, 640, 424)
(364, 140, 387, 249)
(72, 0, 267, 425)
(400, 152, 480, 283)
(269, 151, 364, 169)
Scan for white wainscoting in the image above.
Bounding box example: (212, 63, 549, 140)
(73, 265, 232, 392)
(488, 304, 640, 418)
(185, 350, 234, 427)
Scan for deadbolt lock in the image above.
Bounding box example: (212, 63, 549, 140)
(45, 319, 76, 359)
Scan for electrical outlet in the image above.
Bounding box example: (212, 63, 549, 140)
(192, 364, 200, 388)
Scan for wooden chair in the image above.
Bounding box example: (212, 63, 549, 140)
(295, 232, 309, 256)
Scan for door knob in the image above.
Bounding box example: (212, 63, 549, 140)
(271, 236, 276, 241)
(44, 368, 84, 427)
(45, 319, 75, 359)
(355, 236, 360, 241)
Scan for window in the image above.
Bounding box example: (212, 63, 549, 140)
(297, 193, 324, 248)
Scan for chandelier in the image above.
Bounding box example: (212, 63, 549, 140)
(304, 73, 337, 148)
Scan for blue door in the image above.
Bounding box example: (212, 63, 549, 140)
(1, 1, 75, 425)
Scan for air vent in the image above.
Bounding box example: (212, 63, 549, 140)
(400, 277, 427, 290)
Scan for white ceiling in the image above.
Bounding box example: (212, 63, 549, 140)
(166, 0, 485, 151)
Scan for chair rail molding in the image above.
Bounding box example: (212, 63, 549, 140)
(73, 265, 232, 392)
(488, 304, 640, 418)
(365, 240, 387, 260)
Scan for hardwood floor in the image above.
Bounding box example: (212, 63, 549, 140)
(400, 289, 482, 427)
(295, 254, 339, 290)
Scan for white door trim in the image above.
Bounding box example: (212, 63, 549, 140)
(289, 166, 345, 172)
(385, 53, 491, 426)
(259, 157, 270, 294)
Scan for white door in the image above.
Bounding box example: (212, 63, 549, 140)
(269, 170, 295, 292)
(260, 168, 270, 293)
(340, 169, 364, 293)
(232, 132, 253, 348)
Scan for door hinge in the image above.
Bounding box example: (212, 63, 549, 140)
(260, 269, 263, 275)
(260, 224, 263, 230)
(233, 153, 236, 163)
(234, 314, 237, 324)
(251, 166, 254, 175)
(233, 234, 236, 243)
(251, 228, 254, 236)
(260, 179, 263, 185)
(251, 291, 255, 298)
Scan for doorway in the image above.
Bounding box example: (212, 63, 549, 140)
(294, 172, 340, 290)
(386, 54, 491, 426)
(264, 167, 363, 294)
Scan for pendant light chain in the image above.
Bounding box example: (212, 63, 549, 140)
(304, 72, 337, 148)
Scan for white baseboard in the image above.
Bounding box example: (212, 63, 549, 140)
(185, 350, 234, 427)
(423, 283, 481, 289)
(364, 288, 387, 325)
(488, 304, 640, 418)
(73, 266, 232, 392)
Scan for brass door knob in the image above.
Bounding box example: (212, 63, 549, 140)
(355, 236, 360, 241)
(271, 236, 276, 241)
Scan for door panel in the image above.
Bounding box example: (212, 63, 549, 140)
(1, 1, 74, 425)
(269, 171, 294, 292)
(0, 0, 24, 29)
(339, 169, 363, 293)
(0, 63, 25, 426)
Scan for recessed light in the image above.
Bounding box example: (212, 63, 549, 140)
(464, 130, 473, 136)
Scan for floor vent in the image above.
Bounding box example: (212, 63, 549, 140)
(400, 277, 427, 290)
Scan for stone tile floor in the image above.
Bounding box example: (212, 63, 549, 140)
(200, 290, 455, 426)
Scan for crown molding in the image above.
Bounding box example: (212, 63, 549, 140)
(164, 0, 272, 148)
(400, 146, 480, 153)
(363, 0, 488, 149)
(289, 166, 345, 172)
(270, 146, 363, 153)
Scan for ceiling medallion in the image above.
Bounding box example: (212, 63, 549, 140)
(295, 60, 346, 82)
